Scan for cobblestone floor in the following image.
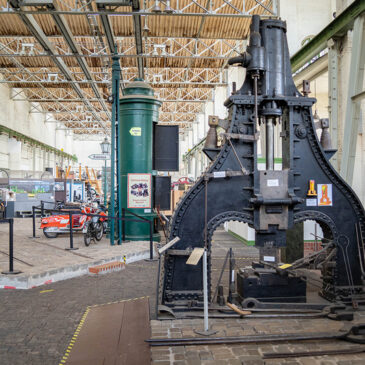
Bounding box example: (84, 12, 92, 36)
(150, 315, 365, 365)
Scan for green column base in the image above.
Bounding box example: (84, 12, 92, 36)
(124, 232, 160, 242)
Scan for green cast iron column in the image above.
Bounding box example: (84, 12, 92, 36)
(118, 79, 161, 241)
(109, 52, 120, 245)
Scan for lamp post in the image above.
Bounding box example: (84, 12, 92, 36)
(100, 137, 111, 206)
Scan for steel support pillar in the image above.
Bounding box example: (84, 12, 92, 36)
(328, 38, 339, 170)
(340, 14, 365, 185)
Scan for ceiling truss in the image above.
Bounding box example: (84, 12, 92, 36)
(0, 0, 277, 135)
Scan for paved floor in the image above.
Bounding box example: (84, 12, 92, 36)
(151, 228, 365, 365)
(0, 218, 152, 288)
(0, 260, 158, 365)
(0, 226, 364, 364)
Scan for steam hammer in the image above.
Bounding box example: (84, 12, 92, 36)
(160, 15, 365, 307)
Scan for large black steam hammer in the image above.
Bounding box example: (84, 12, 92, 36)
(159, 15, 365, 309)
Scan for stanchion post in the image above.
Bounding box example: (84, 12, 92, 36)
(149, 221, 153, 260)
(145, 219, 157, 261)
(228, 248, 235, 303)
(122, 208, 126, 242)
(29, 206, 40, 239)
(65, 211, 78, 251)
(32, 206, 36, 238)
(194, 249, 217, 336)
(2, 218, 21, 275)
(41, 201, 44, 217)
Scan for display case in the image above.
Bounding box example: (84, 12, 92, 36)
(0, 170, 55, 216)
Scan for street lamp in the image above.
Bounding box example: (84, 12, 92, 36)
(100, 137, 111, 154)
(100, 138, 111, 206)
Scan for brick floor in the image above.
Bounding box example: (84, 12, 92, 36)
(149, 228, 365, 365)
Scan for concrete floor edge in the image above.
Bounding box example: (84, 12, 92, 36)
(0, 249, 152, 290)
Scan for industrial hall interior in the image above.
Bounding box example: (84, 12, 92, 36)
(1, 0, 365, 364)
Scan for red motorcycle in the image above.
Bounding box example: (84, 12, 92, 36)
(40, 204, 94, 238)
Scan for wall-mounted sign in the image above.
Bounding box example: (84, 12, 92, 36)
(129, 127, 142, 136)
(317, 184, 333, 206)
(127, 173, 151, 209)
(88, 154, 110, 160)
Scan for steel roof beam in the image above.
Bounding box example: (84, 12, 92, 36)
(131, 0, 144, 78)
(0, 80, 224, 86)
(48, 2, 111, 121)
(16, 98, 209, 102)
(9, 0, 109, 134)
(95, 1, 117, 55)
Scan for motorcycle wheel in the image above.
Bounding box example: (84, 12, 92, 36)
(43, 228, 58, 238)
(84, 225, 92, 246)
(95, 222, 103, 241)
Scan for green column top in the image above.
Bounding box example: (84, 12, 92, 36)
(121, 78, 160, 100)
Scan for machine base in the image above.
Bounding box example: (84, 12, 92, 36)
(237, 267, 307, 303)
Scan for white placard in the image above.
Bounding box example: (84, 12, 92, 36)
(306, 198, 317, 206)
(144, 209, 151, 213)
(127, 173, 151, 209)
(263, 256, 275, 262)
(213, 171, 226, 178)
(267, 179, 279, 187)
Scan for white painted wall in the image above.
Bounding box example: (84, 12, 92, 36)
(0, 82, 75, 173)
(279, 0, 336, 55)
(75, 139, 105, 170)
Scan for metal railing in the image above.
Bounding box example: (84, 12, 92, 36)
(31, 205, 155, 259)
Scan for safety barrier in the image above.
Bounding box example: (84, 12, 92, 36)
(30, 205, 155, 259)
(1, 218, 22, 275)
(122, 208, 156, 261)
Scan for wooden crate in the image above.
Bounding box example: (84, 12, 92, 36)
(161, 189, 185, 216)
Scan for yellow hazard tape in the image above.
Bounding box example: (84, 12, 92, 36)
(88, 296, 149, 308)
(58, 307, 90, 365)
(279, 263, 292, 269)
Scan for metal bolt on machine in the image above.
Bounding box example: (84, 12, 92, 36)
(158, 15, 365, 310)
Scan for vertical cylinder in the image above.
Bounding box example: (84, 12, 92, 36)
(265, 118, 275, 170)
(119, 79, 162, 241)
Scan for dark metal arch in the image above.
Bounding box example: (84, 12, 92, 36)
(294, 210, 339, 241)
(206, 211, 253, 249)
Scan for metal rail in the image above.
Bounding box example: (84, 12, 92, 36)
(31, 205, 155, 258)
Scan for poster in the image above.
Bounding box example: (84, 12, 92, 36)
(55, 182, 65, 191)
(317, 184, 333, 206)
(127, 173, 151, 209)
(72, 181, 84, 202)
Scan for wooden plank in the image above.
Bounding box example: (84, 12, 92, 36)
(186, 247, 205, 265)
(66, 298, 150, 365)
